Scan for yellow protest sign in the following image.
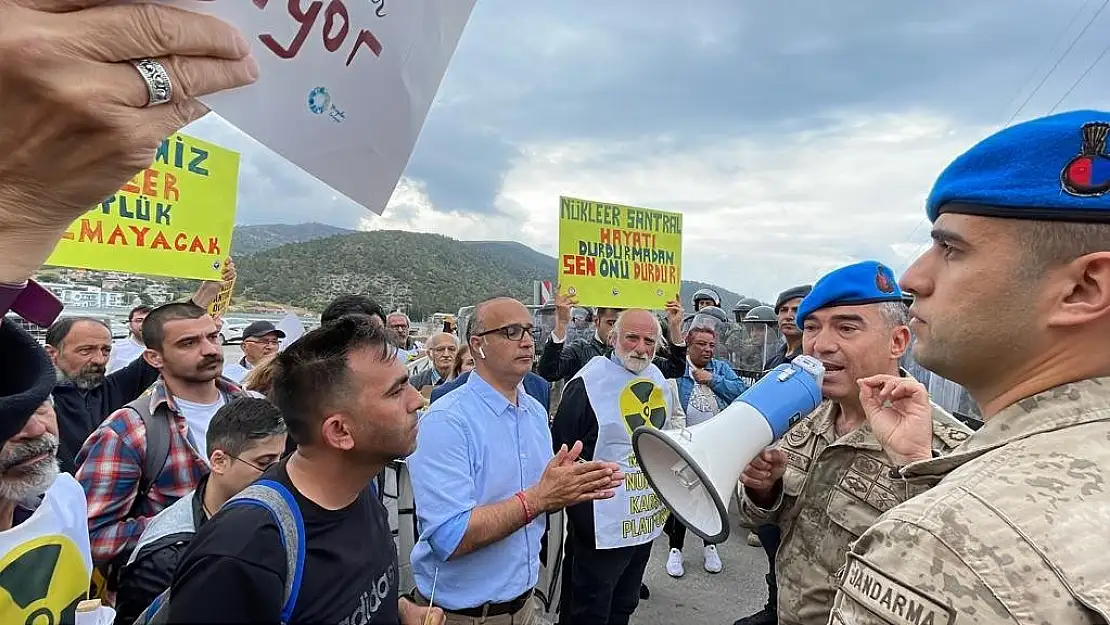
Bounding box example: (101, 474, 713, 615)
(46, 133, 239, 281)
(208, 276, 236, 317)
(558, 196, 682, 309)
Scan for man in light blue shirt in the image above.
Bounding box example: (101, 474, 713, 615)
(407, 297, 622, 621)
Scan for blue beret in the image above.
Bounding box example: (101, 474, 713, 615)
(796, 261, 902, 325)
(927, 109, 1110, 222)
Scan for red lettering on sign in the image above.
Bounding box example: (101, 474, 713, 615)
(151, 232, 171, 251)
(208, 238, 222, 256)
(79, 219, 103, 244)
(107, 226, 128, 246)
(323, 0, 350, 52)
(250, 0, 383, 66)
(174, 233, 189, 252)
(163, 173, 180, 202)
(347, 28, 382, 66)
(121, 176, 140, 195)
(142, 169, 159, 197)
(128, 226, 150, 247)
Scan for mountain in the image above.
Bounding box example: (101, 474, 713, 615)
(233, 226, 746, 317)
(232, 222, 355, 256)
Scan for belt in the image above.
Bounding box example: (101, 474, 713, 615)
(415, 587, 533, 618)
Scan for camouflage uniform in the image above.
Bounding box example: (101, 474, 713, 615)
(736, 398, 971, 625)
(828, 378, 1110, 625)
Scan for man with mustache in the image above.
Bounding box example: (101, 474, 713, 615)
(552, 309, 681, 625)
(46, 272, 231, 475)
(0, 398, 102, 623)
(75, 302, 245, 575)
(734, 261, 970, 625)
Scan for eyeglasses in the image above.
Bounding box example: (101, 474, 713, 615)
(430, 345, 458, 353)
(245, 338, 281, 347)
(231, 455, 276, 473)
(476, 323, 534, 342)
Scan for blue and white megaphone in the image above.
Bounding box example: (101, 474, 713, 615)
(631, 356, 824, 542)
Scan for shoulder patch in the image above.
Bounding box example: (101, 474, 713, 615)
(840, 553, 955, 625)
(929, 405, 972, 449)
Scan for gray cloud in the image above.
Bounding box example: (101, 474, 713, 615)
(189, 0, 1110, 298)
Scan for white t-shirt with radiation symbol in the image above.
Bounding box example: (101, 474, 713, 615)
(574, 355, 676, 550)
(0, 473, 94, 625)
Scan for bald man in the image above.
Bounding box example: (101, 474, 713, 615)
(408, 297, 621, 623)
(553, 309, 680, 625)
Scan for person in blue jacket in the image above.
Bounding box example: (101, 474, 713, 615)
(665, 321, 747, 577)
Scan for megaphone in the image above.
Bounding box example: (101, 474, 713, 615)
(631, 356, 825, 542)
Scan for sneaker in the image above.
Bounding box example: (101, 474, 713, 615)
(747, 531, 762, 547)
(733, 607, 776, 625)
(665, 548, 685, 577)
(703, 544, 722, 573)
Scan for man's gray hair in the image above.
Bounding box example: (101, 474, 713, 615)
(426, 332, 458, 348)
(387, 312, 410, 323)
(877, 301, 910, 328)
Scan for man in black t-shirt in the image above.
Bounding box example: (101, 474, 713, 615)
(169, 315, 444, 624)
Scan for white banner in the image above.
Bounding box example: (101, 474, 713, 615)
(161, 0, 477, 214)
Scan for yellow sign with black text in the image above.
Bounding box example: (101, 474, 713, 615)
(557, 196, 682, 309)
(46, 133, 239, 281)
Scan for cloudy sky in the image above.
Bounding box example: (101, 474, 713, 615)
(185, 0, 1110, 301)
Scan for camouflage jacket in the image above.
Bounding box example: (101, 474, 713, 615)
(736, 399, 971, 625)
(829, 378, 1110, 625)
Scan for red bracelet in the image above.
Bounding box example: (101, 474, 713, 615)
(515, 491, 534, 523)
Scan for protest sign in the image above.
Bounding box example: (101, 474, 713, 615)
(160, 0, 477, 214)
(47, 133, 239, 281)
(208, 276, 236, 317)
(558, 196, 683, 310)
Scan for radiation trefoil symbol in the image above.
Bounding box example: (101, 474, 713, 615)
(619, 379, 667, 436)
(0, 534, 87, 625)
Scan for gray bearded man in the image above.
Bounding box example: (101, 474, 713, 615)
(553, 309, 681, 625)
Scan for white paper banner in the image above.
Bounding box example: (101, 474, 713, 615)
(275, 310, 306, 351)
(161, 0, 477, 213)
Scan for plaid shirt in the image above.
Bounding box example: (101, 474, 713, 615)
(75, 376, 241, 565)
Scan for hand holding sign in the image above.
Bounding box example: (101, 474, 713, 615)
(552, 283, 579, 341)
(664, 297, 684, 337)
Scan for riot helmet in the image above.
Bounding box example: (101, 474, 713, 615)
(732, 297, 762, 322)
(687, 307, 733, 362)
(728, 305, 784, 373)
(691, 288, 721, 311)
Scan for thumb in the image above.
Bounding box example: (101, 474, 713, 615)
(567, 440, 584, 462)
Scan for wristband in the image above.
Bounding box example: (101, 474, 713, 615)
(515, 491, 535, 524)
(0, 280, 63, 327)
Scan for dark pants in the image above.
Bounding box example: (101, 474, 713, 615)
(757, 523, 781, 607)
(664, 515, 709, 550)
(558, 527, 653, 625)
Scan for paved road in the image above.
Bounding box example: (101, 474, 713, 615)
(631, 505, 769, 625)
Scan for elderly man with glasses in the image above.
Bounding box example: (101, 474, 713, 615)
(407, 297, 623, 624)
(410, 332, 460, 394)
(222, 321, 285, 384)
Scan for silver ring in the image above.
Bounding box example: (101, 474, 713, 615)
(130, 58, 173, 107)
